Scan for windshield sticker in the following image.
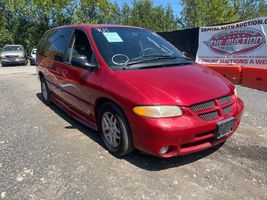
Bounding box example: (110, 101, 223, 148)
(161, 45, 174, 54)
(103, 32, 123, 43)
(96, 28, 109, 33)
(146, 37, 174, 54)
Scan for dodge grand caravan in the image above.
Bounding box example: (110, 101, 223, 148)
(36, 25, 244, 158)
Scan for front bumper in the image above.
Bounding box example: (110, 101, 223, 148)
(125, 97, 244, 158)
(1, 58, 25, 65)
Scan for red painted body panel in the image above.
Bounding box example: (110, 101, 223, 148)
(36, 24, 244, 157)
(116, 64, 234, 106)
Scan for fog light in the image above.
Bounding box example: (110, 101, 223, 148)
(159, 146, 169, 154)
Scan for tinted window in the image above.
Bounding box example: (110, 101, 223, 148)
(38, 30, 53, 56)
(38, 30, 51, 56)
(38, 28, 73, 62)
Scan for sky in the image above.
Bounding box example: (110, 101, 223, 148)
(109, 0, 182, 17)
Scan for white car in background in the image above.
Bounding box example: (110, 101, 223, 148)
(29, 48, 37, 65)
(0, 45, 27, 66)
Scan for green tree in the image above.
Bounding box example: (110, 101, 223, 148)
(1, 0, 74, 51)
(233, 0, 267, 19)
(0, 1, 14, 47)
(180, 0, 267, 28)
(76, 0, 120, 24)
(121, 3, 132, 25)
(0, 0, 179, 51)
(180, 0, 239, 28)
(120, 0, 178, 32)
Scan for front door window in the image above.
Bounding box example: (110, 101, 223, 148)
(66, 30, 94, 65)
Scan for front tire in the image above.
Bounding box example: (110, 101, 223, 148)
(40, 77, 52, 105)
(98, 102, 134, 157)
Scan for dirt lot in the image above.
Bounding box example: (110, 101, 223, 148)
(0, 66, 266, 200)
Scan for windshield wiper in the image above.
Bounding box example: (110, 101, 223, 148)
(142, 54, 192, 60)
(122, 55, 192, 70)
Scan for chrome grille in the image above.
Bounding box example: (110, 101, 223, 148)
(219, 96, 232, 105)
(199, 111, 219, 120)
(190, 101, 215, 111)
(223, 105, 232, 115)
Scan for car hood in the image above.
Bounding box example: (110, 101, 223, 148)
(118, 64, 233, 106)
(1, 51, 24, 56)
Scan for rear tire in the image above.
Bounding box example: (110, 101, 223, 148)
(40, 77, 52, 105)
(98, 102, 134, 157)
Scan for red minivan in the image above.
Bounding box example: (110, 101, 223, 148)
(36, 24, 244, 158)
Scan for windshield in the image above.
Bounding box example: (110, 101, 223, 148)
(31, 49, 37, 54)
(91, 27, 188, 69)
(4, 46, 22, 51)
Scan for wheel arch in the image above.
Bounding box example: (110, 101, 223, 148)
(94, 97, 129, 128)
(94, 97, 135, 155)
(95, 97, 118, 121)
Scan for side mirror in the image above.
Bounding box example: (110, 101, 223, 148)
(71, 55, 98, 71)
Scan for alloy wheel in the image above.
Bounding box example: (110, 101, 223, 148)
(101, 112, 121, 148)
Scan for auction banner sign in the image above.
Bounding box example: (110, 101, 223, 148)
(196, 17, 267, 66)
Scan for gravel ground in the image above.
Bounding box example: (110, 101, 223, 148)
(0, 66, 266, 200)
(236, 85, 267, 131)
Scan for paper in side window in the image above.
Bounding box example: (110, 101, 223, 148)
(103, 32, 123, 43)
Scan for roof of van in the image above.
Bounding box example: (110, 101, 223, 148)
(52, 24, 145, 30)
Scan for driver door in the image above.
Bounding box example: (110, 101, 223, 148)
(59, 29, 97, 123)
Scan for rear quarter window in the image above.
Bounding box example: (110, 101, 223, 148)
(37, 28, 72, 62)
(37, 30, 53, 57)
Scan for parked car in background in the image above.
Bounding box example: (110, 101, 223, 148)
(0, 45, 27, 66)
(37, 24, 244, 158)
(29, 48, 37, 65)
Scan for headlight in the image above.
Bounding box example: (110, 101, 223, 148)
(18, 54, 24, 58)
(0, 54, 5, 58)
(133, 106, 182, 118)
(234, 88, 238, 97)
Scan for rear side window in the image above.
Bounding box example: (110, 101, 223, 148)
(37, 28, 73, 62)
(37, 30, 53, 56)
